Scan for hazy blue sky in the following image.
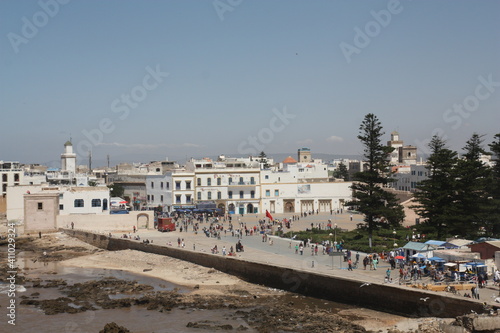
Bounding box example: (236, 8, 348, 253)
(1, 0, 499, 167)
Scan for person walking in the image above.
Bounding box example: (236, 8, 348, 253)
(348, 259, 353, 271)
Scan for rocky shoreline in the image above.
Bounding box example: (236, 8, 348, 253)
(1, 233, 498, 332)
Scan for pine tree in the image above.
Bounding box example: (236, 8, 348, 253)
(487, 134, 500, 236)
(451, 133, 491, 238)
(412, 136, 458, 239)
(258, 151, 270, 169)
(348, 114, 405, 248)
(333, 162, 349, 181)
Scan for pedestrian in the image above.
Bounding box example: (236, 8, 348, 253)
(348, 259, 353, 271)
(363, 256, 368, 270)
(177, 237, 181, 247)
(71, 222, 74, 229)
(373, 257, 378, 270)
(295, 244, 299, 254)
(385, 268, 391, 282)
(299, 245, 304, 255)
(222, 246, 226, 256)
(133, 225, 136, 233)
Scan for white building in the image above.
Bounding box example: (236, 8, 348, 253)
(390, 164, 428, 192)
(7, 184, 110, 221)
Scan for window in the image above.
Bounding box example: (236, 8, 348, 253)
(147, 195, 150, 201)
(186, 195, 191, 203)
(266, 190, 270, 197)
(37, 202, 43, 210)
(251, 191, 255, 198)
(197, 178, 201, 186)
(250, 177, 255, 184)
(217, 178, 221, 186)
(228, 177, 232, 184)
(265, 175, 269, 179)
(151, 182, 154, 189)
(239, 177, 243, 184)
(217, 191, 221, 199)
(2, 174, 6, 182)
(207, 178, 211, 186)
(103, 199, 108, 210)
(166, 182, 170, 189)
(91, 199, 101, 207)
(161, 195, 164, 202)
(59, 204, 64, 210)
(275, 190, 279, 197)
(176, 195, 181, 204)
(207, 192, 212, 200)
(74, 199, 84, 207)
(239, 191, 244, 199)
(151, 195, 154, 201)
(197, 192, 201, 200)
(228, 191, 233, 199)
(176, 181, 181, 190)
(14, 173, 19, 182)
(186, 181, 191, 190)
(161, 182, 164, 189)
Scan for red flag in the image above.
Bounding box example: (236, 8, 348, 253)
(265, 210, 273, 220)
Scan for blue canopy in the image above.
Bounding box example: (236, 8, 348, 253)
(427, 256, 446, 262)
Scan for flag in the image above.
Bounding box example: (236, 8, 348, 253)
(265, 210, 273, 220)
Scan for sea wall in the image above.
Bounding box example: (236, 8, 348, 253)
(57, 211, 154, 232)
(63, 229, 488, 318)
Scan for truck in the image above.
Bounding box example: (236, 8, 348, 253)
(157, 218, 176, 232)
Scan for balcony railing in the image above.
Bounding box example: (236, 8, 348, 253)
(228, 181, 257, 186)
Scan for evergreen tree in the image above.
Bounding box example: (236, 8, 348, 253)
(348, 114, 405, 248)
(487, 134, 500, 236)
(412, 136, 458, 239)
(258, 151, 270, 169)
(451, 133, 491, 238)
(333, 162, 349, 181)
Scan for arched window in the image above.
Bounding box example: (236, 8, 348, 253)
(91, 199, 101, 207)
(103, 199, 108, 210)
(228, 191, 233, 199)
(74, 199, 84, 207)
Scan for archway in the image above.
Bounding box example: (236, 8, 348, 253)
(285, 201, 294, 213)
(137, 213, 149, 228)
(246, 203, 254, 214)
(228, 203, 235, 214)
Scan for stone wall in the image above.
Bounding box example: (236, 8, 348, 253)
(57, 211, 154, 232)
(63, 229, 489, 318)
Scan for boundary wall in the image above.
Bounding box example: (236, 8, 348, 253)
(63, 229, 490, 318)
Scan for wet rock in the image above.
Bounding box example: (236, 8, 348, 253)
(99, 322, 131, 333)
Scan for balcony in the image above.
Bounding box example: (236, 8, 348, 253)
(228, 181, 257, 186)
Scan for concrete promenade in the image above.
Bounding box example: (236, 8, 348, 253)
(110, 211, 500, 308)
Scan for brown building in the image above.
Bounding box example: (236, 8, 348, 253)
(467, 241, 500, 260)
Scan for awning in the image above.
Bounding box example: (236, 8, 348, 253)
(427, 257, 446, 262)
(444, 263, 457, 267)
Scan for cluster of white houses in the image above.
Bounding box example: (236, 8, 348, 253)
(111, 148, 352, 215)
(2, 143, 354, 232)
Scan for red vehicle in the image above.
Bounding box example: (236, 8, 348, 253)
(157, 218, 176, 232)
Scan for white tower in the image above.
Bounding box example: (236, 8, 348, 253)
(61, 140, 76, 173)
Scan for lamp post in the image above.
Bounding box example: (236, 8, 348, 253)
(334, 223, 337, 243)
(329, 233, 334, 269)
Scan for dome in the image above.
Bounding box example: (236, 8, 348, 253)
(282, 156, 297, 164)
(64, 140, 73, 146)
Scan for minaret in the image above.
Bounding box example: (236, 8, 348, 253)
(61, 140, 76, 173)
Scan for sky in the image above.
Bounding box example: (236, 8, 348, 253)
(1, 0, 499, 167)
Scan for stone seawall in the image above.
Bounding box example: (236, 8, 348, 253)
(63, 229, 486, 318)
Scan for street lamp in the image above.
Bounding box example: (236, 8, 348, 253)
(334, 223, 337, 243)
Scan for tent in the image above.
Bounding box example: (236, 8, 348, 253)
(411, 253, 426, 259)
(427, 256, 446, 262)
